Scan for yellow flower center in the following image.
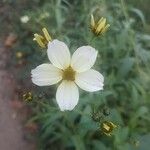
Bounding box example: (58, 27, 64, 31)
(62, 66, 76, 81)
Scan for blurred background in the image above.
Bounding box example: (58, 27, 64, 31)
(0, 0, 150, 150)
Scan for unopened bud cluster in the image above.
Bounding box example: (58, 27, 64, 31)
(23, 92, 33, 101)
(33, 28, 52, 48)
(91, 106, 117, 136)
(90, 14, 110, 36)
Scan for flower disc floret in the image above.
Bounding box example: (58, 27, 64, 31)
(62, 66, 76, 81)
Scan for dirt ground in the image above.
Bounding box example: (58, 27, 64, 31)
(0, 41, 35, 150)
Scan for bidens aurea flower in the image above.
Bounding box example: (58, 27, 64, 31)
(31, 40, 104, 111)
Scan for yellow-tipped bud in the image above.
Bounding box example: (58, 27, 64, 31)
(96, 18, 106, 33)
(42, 28, 52, 42)
(90, 15, 110, 36)
(101, 24, 110, 34)
(33, 28, 52, 48)
(90, 14, 95, 28)
(97, 17, 105, 27)
(101, 121, 117, 136)
(33, 34, 46, 48)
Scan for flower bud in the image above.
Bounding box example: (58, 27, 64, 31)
(90, 14, 110, 36)
(33, 28, 52, 48)
(101, 121, 117, 136)
(23, 92, 33, 102)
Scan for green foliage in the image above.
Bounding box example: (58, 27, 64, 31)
(7, 0, 150, 149)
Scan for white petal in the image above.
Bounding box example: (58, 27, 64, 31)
(75, 69, 104, 92)
(31, 64, 62, 86)
(56, 81, 79, 111)
(71, 46, 98, 72)
(47, 39, 71, 69)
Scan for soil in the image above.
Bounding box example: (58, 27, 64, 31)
(0, 40, 35, 150)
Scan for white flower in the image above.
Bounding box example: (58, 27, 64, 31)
(20, 15, 30, 23)
(31, 39, 104, 111)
